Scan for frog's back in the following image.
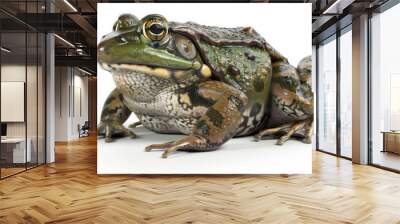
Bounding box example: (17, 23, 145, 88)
(171, 22, 288, 136)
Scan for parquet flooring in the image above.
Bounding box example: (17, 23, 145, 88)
(1, 167, 26, 178)
(1, 135, 400, 223)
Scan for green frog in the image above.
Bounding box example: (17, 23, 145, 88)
(97, 14, 313, 158)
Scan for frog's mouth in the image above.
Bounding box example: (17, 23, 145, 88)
(100, 62, 212, 80)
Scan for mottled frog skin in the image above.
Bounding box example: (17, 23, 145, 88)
(97, 14, 313, 158)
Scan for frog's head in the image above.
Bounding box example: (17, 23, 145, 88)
(98, 14, 211, 82)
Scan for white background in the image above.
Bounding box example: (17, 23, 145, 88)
(97, 3, 312, 174)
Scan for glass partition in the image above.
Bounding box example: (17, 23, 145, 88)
(0, 1, 46, 179)
(317, 35, 337, 155)
(1, 30, 28, 177)
(27, 31, 38, 169)
(339, 27, 352, 158)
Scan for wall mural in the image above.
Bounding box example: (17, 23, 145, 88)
(97, 3, 313, 174)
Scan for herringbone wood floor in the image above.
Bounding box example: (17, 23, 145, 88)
(1, 136, 400, 224)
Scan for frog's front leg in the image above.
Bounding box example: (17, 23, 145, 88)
(98, 88, 136, 142)
(255, 56, 313, 145)
(145, 81, 248, 158)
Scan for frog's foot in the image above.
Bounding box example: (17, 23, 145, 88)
(302, 119, 313, 144)
(99, 88, 135, 142)
(254, 120, 307, 145)
(128, 121, 142, 129)
(145, 136, 207, 158)
(98, 122, 137, 142)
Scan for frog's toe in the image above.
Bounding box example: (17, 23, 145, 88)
(276, 122, 306, 145)
(254, 123, 292, 141)
(255, 121, 310, 145)
(144, 141, 174, 152)
(302, 119, 313, 144)
(145, 136, 207, 158)
(127, 131, 137, 138)
(276, 135, 291, 145)
(128, 121, 142, 129)
(303, 136, 312, 144)
(105, 136, 112, 143)
(112, 125, 136, 138)
(98, 122, 137, 142)
(253, 133, 269, 142)
(253, 135, 262, 142)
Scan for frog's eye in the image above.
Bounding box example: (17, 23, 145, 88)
(143, 16, 168, 41)
(175, 36, 197, 60)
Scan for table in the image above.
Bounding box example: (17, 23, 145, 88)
(1, 138, 31, 164)
(382, 131, 400, 154)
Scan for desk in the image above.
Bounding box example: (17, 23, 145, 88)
(1, 138, 31, 163)
(382, 131, 400, 154)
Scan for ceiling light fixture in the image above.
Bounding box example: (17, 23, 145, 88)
(323, 0, 355, 15)
(1, 47, 11, 53)
(78, 67, 92, 76)
(63, 0, 78, 12)
(54, 34, 75, 48)
(76, 48, 85, 55)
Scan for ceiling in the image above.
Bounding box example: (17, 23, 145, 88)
(0, 0, 393, 75)
(310, 0, 390, 43)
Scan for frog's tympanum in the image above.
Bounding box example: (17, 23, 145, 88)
(98, 14, 313, 158)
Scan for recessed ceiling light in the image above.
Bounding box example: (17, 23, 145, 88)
(54, 34, 75, 48)
(63, 0, 78, 12)
(78, 67, 92, 76)
(1, 47, 11, 53)
(323, 0, 354, 15)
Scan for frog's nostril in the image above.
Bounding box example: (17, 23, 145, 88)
(116, 36, 128, 44)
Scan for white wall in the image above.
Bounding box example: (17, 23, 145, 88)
(72, 73, 89, 138)
(1, 65, 37, 138)
(1, 65, 26, 138)
(55, 66, 69, 141)
(55, 67, 89, 141)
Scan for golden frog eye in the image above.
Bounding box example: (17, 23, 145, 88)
(175, 35, 197, 60)
(143, 16, 168, 41)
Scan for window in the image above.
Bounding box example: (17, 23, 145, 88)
(316, 25, 353, 159)
(370, 3, 400, 171)
(317, 36, 337, 154)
